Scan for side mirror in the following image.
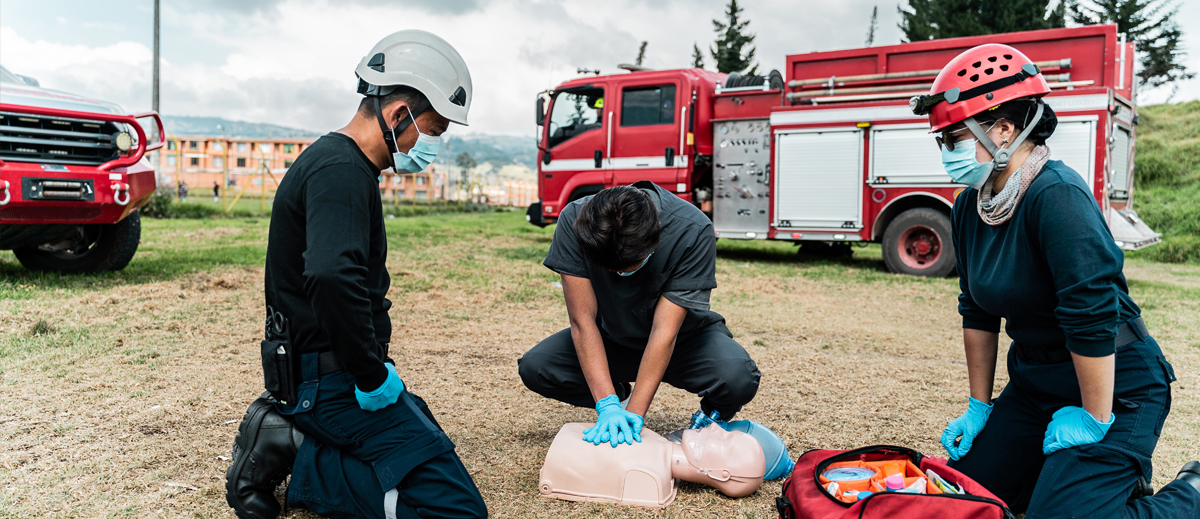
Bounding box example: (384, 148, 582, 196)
(543, 150, 552, 165)
(536, 97, 546, 126)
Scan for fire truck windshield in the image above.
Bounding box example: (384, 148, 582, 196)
(547, 87, 604, 148)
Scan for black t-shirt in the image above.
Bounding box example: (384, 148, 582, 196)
(544, 181, 726, 349)
(264, 132, 392, 391)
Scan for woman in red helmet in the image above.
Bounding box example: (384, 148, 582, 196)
(912, 44, 1200, 517)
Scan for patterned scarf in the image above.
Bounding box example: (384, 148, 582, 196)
(977, 145, 1051, 226)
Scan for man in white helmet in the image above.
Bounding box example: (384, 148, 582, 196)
(224, 30, 487, 519)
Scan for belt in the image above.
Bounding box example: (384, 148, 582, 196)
(1017, 316, 1149, 364)
(318, 351, 345, 376)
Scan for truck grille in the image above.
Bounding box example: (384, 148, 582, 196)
(0, 112, 125, 166)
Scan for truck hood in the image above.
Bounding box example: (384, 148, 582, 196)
(0, 82, 125, 115)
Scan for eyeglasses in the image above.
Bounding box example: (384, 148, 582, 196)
(935, 122, 998, 151)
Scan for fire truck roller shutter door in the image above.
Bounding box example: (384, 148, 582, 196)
(774, 129, 863, 230)
(1043, 118, 1097, 192)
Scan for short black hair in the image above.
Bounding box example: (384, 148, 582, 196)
(357, 86, 428, 119)
(573, 186, 661, 272)
(974, 98, 1058, 146)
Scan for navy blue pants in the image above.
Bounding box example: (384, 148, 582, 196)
(949, 335, 1200, 518)
(285, 370, 487, 519)
(517, 324, 760, 419)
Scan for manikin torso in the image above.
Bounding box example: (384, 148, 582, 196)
(538, 423, 766, 507)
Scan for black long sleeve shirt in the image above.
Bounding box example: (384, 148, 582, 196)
(264, 132, 392, 391)
(952, 160, 1141, 357)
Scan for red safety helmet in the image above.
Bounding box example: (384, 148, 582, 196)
(911, 44, 1050, 132)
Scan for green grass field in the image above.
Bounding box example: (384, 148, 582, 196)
(2, 211, 1199, 518)
(1126, 101, 1200, 264)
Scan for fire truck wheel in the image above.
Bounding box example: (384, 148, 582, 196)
(882, 208, 955, 277)
(13, 210, 142, 273)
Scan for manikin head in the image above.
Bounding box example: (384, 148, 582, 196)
(672, 424, 766, 498)
(538, 423, 765, 508)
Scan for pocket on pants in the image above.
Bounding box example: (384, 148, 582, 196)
(1154, 356, 1175, 436)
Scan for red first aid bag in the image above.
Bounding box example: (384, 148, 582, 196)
(776, 445, 1014, 519)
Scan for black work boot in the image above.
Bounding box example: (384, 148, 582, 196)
(225, 393, 303, 519)
(1177, 461, 1200, 495)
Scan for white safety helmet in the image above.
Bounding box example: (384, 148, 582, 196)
(355, 29, 473, 126)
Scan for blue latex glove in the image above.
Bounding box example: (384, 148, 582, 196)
(582, 394, 644, 447)
(355, 362, 405, 412)
(941, 397, 993, 461)
(1043, 406, 1114, 455)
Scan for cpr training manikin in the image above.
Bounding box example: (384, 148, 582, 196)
(538, 423, 766, 507)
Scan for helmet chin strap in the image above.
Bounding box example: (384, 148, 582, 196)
(963, 102, 1044, 172)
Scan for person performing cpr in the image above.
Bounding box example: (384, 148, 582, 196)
(910, 44, 1200, 517)
(519, 181, 761, 448)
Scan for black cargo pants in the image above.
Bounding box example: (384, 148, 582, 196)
(517, 323, 761, 419)
(949, 334, 1200, 518)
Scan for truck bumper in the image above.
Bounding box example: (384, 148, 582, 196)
(526, 200, 550, 227)
(0, 159, 155, 225)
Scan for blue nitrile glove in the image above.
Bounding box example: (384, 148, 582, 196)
(941, 397, 993, 461)
(1043, 406, 1114, 455)
(355, 362, 405, 412)
(582, 394, 644, 447)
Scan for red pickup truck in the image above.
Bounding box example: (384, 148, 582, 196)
(0, 66, 163, 273)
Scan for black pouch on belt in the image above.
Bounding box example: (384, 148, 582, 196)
(260, 306, 297, 406)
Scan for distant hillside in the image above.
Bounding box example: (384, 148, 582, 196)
(446, 134, 537, 169)
(162, 116, 321, 138)
(1127, 101, 1200, 264)
(163, 115, 537, 168)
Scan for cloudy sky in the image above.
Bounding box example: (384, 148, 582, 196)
(3, 0, 1199, 137)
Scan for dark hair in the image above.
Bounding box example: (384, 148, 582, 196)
(357, 86, 428, 119)
(973, 98, 1058, 146)
(573, 186, 661, 271)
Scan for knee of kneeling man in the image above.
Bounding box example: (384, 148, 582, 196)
(722, 361, 761, 400)
(516, 354, 545, 389)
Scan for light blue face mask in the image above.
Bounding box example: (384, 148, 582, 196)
(390, 108, 441, 173)
(940, 138, 994, 191)
(939, 122, 999, 191)
(617, 252, 652, 277)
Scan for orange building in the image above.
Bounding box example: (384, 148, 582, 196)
(160, 135, 316, 191)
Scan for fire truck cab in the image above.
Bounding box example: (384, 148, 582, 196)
(529, 25, 1160, 277)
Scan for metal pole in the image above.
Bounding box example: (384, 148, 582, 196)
(151, 0, 162, 186)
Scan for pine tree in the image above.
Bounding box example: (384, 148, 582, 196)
(692, 43, 706, 69)
(710, 0, 759, 75)
(635, 41, 648, 67)
(898, 0, 1066, 42)
(1066, 0, 1194, 91)
(866, 6, 879, 46)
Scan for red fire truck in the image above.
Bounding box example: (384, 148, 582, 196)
(0, 66, 163, 273)
(527, 25, 1160, 276)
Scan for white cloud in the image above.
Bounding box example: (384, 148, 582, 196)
(4, 0, 1198, 136)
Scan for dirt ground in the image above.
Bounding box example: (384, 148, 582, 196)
(1, 213, 1198, 518)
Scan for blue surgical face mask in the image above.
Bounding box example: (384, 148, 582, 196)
(616, 252, 653, 277)
(390, 108, 441, 173)
(939, 124, 1000, 190)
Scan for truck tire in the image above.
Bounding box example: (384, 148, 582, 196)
(881, 208, 955, 277)
(13, 210, 142, 273)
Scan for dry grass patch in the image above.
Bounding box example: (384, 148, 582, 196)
(1, 212, 1197, 518)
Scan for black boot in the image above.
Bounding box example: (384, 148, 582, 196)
(225, 393, 303, 519)
(1177, 461, 1200, 495)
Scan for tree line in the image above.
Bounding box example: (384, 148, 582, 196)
(632, 0, 1191, 93)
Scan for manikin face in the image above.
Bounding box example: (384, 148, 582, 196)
(681, 425, 766, 481)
